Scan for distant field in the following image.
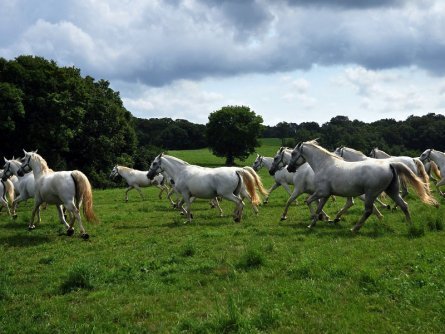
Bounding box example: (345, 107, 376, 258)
(1, 139, 444, 333)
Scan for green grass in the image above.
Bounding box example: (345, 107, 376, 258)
(1, 140, 445, 333)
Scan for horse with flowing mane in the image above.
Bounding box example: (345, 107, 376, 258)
(252, 154, 293, 203)
(147, 153, 267, 223)
(270, 146, 383, 223)
(18, 150, 98, 239)
(3, 157, 42, 219)
(288, 140, 437, 232)
(419, 149, 445, 196)
(369, 147, 430, 197)
(110, 165, 170, 202)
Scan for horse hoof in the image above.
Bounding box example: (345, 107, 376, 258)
(28, 225, 36, 230)
(81, 233, 90, 240)
(234, 217, 241, 223)
(386, 205, 391, 210)
(280, 216, 287, 221)
(13, 214, 18, 220)
(67, 228, 74, 236)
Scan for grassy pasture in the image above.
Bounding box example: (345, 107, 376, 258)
(1, 139, 445, 333)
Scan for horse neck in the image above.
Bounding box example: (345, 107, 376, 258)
(262, 157, 274, 171)
(161, 156, 188, 176)
(431, 150, 445, 167)
(282, 149, 293, 164)
(303, 145, 337, 172)
(30, 156, 51, 178)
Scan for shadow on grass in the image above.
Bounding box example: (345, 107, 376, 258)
(0, 234, 52, 247)
(274, 219, 400, 239)
(1, 221, 28, 230)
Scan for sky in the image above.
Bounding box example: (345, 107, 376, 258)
(1, 0, 445, 125)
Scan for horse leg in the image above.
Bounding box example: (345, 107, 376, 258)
(134, 185, 144, 201)
(308, 196, 328, 228)
(0, 196, 11, 217)
(210, 197, 224, 216)
(281, 188, 302, 220)
(124, 186, 133, 202)
(28, 200, 43, 230)
(351, 197, 375, 233)
(332, 197, 354, 223)
(264, 182, 280, 204)
(400, 178, 409, 198)
(56, 205, 70, 230)
(167, 188, 177, 207)
(375, 196, 391, 210)
(435, 178, 445, 196)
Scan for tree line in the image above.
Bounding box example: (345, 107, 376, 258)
(1, 56, 444, 187)
(263, 114, 445, 157)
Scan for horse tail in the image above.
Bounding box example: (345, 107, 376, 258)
(71, 171, 99, 224)
(238, 170, 261, 206)
(430, 160, 441, 180)
(390, 162, 438, 207)
(413, 158, 431, 195)
(4, 179, 14, 205)
(242, 166, 268, 196)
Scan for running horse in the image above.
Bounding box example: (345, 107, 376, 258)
(18, 150, 98, 239)
(287, 140, 437, 232)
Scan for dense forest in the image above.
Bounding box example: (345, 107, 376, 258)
(1, 55, 444, 187)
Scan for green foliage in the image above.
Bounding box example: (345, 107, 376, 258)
(263, 114, 445, 155)
(0, 56, 137, 187)
(206, 105, 264, 165)
(134, 117, 206, 150)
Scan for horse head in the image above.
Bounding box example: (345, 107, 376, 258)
(147, 153, 164, 180)
(287, 143, 306, 173)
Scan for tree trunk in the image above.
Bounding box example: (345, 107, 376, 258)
(225, 153, 235, 166)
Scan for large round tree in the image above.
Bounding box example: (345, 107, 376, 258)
(206, 105, 263, 165)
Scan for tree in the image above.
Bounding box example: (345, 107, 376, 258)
(206, 105, 263, 165)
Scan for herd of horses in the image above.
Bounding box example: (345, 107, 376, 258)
(1, 142, 444, 239)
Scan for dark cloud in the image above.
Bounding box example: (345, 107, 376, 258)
(283, 0, 406, 9)
(1, 0, 445, 86)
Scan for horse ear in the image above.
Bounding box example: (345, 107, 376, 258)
(295, 142, 302, 149)
(279, 147, 284, 153)
(23, 149, 28, 155)
(3, 157, 7, 163)
(35, 149, 38, 153)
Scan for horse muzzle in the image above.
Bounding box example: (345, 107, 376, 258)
(17, 169, 25, 177)
(147, 171, 155, 180)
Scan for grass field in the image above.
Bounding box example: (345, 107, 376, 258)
(1, 139, 444, 333)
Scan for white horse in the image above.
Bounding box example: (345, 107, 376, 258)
(334, 146, 391, 210)
(110, 165, 169, 202)
(18, 150, 98, 239)
(419, 149, 445, 196)
(369, 147, 430, 197)
(269, 147, 382, 223)
(147, 153, 267, 223)
(3, 158, 41, 219)
(252, 154, 294, 203)
(287, 140, 437, 232)
(0, 173, 14, 216)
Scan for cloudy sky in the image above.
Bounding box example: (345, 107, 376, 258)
(1, 0, 445, 125)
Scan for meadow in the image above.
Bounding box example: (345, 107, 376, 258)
(1, 138, 444, 333)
